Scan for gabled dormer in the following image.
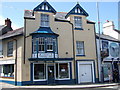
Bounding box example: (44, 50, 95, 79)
(65, 3, 89, 18)
(33, 0, 56, 14)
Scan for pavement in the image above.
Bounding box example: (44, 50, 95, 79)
(0, 82, 120, 89)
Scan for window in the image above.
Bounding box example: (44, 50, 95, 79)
(33, 38, 37, 53)
(7, 41, 13, 56)
(38, 37, 45, 52)
(74, 17, 82, 28)
(47, 38, 53, 51)
(34, 63, 46, 80)
(76, 41, 84, 55)
(2, 64, 14, 77)
(56, 63, 70, 79)
(41, 14, 49, 27)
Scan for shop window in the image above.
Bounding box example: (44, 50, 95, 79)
(7, 41, 13, 56)
(2, 64, 14, 77)
(34, 63, 46, 80)
(56, 63, 70, 79)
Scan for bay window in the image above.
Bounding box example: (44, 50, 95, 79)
(33, 38, 37, 53)
(38, 37, 45, 52)
(34, 63, 46, 80)
(47, 38, 53, 51)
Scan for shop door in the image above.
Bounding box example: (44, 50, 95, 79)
(78, 64, 92, 83)
(48, 66, 55, 84)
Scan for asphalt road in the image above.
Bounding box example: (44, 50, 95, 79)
(1, 86, 120, 90)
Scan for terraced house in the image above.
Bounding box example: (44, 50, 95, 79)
(0, 1, 98, 85)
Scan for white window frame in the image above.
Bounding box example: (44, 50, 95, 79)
(74, 16, 82, 28)
(38, 37, 45, 52)
(33, 38, 37, 53)
(41, 14, 49, 27)
(76, 41, 85, 55)
(33, 63, 47, 81)
(55, 61, 70, 80)
(46, 38, 53, 51)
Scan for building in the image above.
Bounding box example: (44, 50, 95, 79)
(97, 21, 120, 82)
(103, 21, 120, 40)
(0, 1, 98, 85)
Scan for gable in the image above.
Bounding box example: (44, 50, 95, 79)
(65, 3, 89, 18)
(33, 1, 56, 14)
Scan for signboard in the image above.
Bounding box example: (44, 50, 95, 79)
(32, 53, 58, 58)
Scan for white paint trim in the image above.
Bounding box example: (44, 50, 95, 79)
(77, 61, 95, 83)
(0, 59, 15, 65)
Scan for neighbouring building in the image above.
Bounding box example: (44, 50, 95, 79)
(97, 21, 120, 82)
(0, 1, 98, 85)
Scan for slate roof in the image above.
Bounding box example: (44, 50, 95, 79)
(96, 33, 120, 42)
(30, 27, 58, 36)
(0, 27, 24, 40)
(0, 25, 13, 35)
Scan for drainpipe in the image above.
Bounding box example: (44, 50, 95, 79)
(69, 22, 76, 83)
(23, 18, 26, 64)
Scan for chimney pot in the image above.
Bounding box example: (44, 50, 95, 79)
(5, 18, 12, 28)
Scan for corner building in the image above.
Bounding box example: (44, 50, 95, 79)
(0, 1, 98, 85)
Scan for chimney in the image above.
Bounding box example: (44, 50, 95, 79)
(5, 18, 12, 28)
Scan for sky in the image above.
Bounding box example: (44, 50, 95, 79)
(0, 1, 119, 33)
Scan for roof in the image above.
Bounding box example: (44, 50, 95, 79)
(33, 0, 56, 14)
(96, 33, 120, 42)
(30, 27, 58, 36)
(0, 25, 13, 35)
(0, 27, 24, 40)
(114, 29, 120, 34)
(65, 3, 89, 18)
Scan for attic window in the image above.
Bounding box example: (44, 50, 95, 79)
(41, 14, 49, 27)
(74, 16, 82, 28)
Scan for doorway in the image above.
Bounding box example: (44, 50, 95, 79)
(48, 65, 55, 84)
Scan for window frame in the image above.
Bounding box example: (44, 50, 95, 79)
(7, 41, 13, 56)
(38, 37, 45, 52)
(74, 16, 82, 29)
(41, 14, 49, 27)
(33, 63, 47, 81)
(76, 41, 85, 56)
(55, 62, 70, 80)
(46, 37, 53, 52)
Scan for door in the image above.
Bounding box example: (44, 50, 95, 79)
(48, 66, 54, 84)
(78, 64, 92, 83)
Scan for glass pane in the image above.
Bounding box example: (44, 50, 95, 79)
(56, 63, 58, 79)
(34, 64, 46, 80)
(59, 63, 69, 79)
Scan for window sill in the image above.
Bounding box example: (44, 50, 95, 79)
(74, 28, 83, 30)
(76, 55, 85, 57)
(0, 76, 14, 79)
(55, 78, 70, 80)
(7, 55, 13, 57)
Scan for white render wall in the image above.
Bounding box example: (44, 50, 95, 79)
(103, 21, 119, 39)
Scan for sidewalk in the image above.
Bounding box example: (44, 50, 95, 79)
(0, 82, 119, 89)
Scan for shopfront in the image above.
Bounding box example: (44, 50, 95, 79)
(29, 59, 73, 85)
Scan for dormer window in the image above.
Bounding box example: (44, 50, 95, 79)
(41, 14, 49, 27)
(74, 16, 82, 29)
